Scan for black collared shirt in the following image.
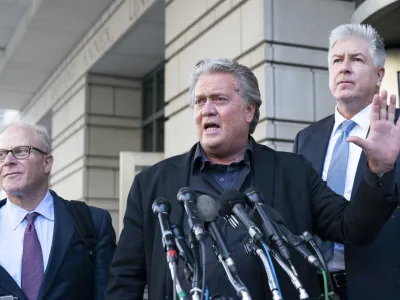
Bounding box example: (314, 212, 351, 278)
(192, 140, 253, 192)
(177, 138, 269, 300)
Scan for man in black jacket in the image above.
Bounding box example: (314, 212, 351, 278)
(106, 58, 400, 300)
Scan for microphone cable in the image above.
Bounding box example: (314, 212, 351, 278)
(302, 232, 334, 300)
(310, 242, 330, 300)
(172, 251, 177, 300)
(200, 241, 207, 300)
(189, 237, 207, 300)
(191, 238, 201, 300)
(205, 287, 209, 300)
(321, 269, 329, 300)
(261, 242, 282, 297)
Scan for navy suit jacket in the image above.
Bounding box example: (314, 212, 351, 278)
(0, 190, 116, 300)
(293, 111, 400, 300)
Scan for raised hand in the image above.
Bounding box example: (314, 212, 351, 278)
(347, 90, 400, 175)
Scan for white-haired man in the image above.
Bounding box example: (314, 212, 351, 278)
(294, 24, 400, 299)
(0, 122, 116, 300)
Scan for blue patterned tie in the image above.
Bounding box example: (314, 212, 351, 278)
(321, 120, 356, 263)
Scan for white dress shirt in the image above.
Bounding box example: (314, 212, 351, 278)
(322, 104, 371, 271)
(0, 190, 54, 287)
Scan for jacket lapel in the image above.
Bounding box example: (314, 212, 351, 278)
(0, 199, 28, 300)
(306, 116, 334, 174)
(167, 148, 194, 225)
(253, 143, 275, 206)
(351, 116, 372, 200)
(37, 191, 74, 300)
(155, 147, 194, 299)
(351, 151, 367, 200)
(0, 267, 27, 300)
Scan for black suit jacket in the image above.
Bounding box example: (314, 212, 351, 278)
(293, 111, 400, 299)
(105, 142, 398, 300)
(0, 190, 116, 300)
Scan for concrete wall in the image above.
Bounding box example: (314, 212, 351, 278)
(164, 0, 354, 157)
(47, 74, 142, 233)
(85, 74, 142, 233)
(50, 77, 87, 200)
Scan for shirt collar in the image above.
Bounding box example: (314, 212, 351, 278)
(6, 190, 54, 230)
(333, 103, 372, 134)
(193, 137, 254, 171)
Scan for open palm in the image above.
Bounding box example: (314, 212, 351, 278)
(347, 90, 400, 175)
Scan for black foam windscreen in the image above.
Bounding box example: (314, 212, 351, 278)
(219, 189, 246, 216)
(196, 194, 219, 223)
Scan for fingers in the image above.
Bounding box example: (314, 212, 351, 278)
(388, 94, 397, 123)
(379, 90, 388, 120)
(347, 136, 368, 150)
(371, 94, 380, 125)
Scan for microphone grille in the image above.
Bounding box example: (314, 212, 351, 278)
(196, 194, 218, 222)
(151, 197, 170, 215)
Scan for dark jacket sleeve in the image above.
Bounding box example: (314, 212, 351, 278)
(292, 131, 300, 154)
(303, 156, 399, 245)
(94, 209, 116, 300)
(105, 176, 147, 300)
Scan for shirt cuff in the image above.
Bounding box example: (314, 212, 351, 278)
(364, 164, 396, 197)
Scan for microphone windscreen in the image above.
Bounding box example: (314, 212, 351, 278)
(219, 189, 246, 216)
(196, 194, 219, 222)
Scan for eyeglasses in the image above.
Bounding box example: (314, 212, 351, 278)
(0, 146, 48, 162)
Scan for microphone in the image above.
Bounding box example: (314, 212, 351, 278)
(152, 198, 189, 300)
(171, 224, 194, 266)
(196, 194, 237, 273)
(152, 198, 178, 259)
(244, 188, 290, 261)
(177, 187, 205, 242)
(196, 194, 251, 299)
(171, 223, 194, 279)
(262, 205, 323, 270)
(219, 189, 263, 243)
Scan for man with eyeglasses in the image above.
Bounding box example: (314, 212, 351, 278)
(0, 122, 116, 300)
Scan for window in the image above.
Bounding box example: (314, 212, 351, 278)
(142, 65, 165, 152)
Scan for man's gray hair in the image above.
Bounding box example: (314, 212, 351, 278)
(328, 24, 386, 67)
(188, 58, 262, 134)
(0, 121, 51, 153)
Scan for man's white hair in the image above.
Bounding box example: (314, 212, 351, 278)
(0, 121, 51, 153)
(328, 24, 386, 68)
